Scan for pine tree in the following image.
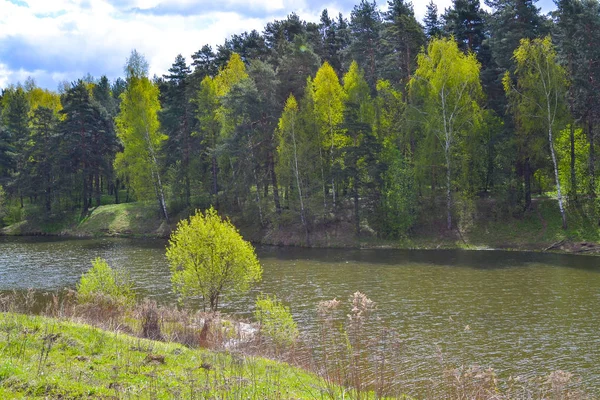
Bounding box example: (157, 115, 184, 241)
(346, 0, 382, 88)
(424, 0, 443, 38)
(443, 0, 487, 54)
(160, 54, 196, 206)
(380, 0, 425, 88)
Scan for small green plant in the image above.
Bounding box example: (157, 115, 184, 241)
(254, 294, 298, 350)
(76, 258, 134, 305)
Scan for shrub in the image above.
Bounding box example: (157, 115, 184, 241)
(254, 294, 298, 350)
(167, 207, 262, 311)
(76, 258, 134, 306)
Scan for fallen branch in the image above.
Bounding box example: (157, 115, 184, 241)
(544, 239, 566, 251)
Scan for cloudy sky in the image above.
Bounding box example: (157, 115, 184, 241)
(0, 0, 556, 91)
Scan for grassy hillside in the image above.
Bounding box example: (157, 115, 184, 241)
(0, 312, 330, 399)
(3, 198, 600, 254)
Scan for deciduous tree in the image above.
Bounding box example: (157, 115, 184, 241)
(167, 207, 262, 311)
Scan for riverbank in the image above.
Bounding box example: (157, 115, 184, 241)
(0, 312, 330, 399)
(2, 198, 600, 255)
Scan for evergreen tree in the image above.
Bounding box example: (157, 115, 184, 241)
(443, 0, 487, 54)
(380, 0, 426, 88)
(191, 45, 218, 78)
(553, 0, 600, 198)
(160, 54, 196, 207)
(60, 81, 114, 215)
(1, 86, 29, 203)
(25, 106, 59, 211)
(346, 0, 383, 88)
(424, 0, 443, 38)
(343, 61, 377, 234)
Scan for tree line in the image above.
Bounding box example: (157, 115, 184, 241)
(1, 0, 599, 241)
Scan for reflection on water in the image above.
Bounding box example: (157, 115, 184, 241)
(1, 236, 599, 393)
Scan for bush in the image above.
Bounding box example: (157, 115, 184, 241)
(167, 207, 262, 311)
(76, 258, 134, 306)
(254, 294, 298, 350)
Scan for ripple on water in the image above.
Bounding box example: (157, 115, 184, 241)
(1, 238, 599, 394)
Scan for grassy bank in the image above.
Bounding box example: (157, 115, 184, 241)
(0, 312, 331, 399)
(2, 198, 600, 254)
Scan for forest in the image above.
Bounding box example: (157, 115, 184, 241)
(1, 0, 599, 243)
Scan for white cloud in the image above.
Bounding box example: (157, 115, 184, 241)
(0, 63, 11, 88)
(413, 0, 453, 21)
(0, 0, 557, 91)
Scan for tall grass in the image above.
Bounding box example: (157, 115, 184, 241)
(0, 290, 592, 399)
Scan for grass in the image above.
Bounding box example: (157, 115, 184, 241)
(390, 197, 600, 253)
(0, 312, 333, 399)
(74, 202, 169, 237)
(0, 290, 592, 399)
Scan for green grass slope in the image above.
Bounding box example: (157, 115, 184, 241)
(0, 313, 328, 399)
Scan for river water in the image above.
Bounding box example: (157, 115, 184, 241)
(1, 236, 599, 393)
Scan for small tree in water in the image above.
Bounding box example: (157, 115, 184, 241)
(167, 207, 262, 311)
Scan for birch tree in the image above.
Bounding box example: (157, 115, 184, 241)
(115, 50, 169, 222)
(276, 94, 310, 243)
(504, 37, 569, 229)
(408, 37, 483, 230)
(313, 61, 346, 210)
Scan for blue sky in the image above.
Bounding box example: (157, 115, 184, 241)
(0, 0, 557, 91)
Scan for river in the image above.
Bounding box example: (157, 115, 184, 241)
(0, 236, 599, 393)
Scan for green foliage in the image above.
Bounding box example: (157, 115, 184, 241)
(254, 293, 299, 349)
(313, 62, 347, 150)
(167, 207, 262, 311)
(76, 258, 134, 305)
(377, 150, 417, 238)
(409, 37, 484, 230)
(0, 185, 6, 225)
(505, 36, 569, 227)
(115, 73, 165, 201)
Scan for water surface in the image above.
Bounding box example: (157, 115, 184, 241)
(1, 236, 599, 393)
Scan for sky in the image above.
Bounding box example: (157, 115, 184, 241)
(0, 0, 557, 91)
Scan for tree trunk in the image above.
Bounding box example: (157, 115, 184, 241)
(588, 119, 596, 198)
(269, 151, 281, 215)
(212, 155, 219, 209)
(115, 178, 120, 204)
(570, 123, 577, 201)
(524, 159, 532, 211)
(354, 175, 360, 236)
(81, 169, 89, 218)
(445, 148, 452, 231)
(290, 123, 309, 245)
(549, 126, 567, 229)
(95, 171, 101, 207)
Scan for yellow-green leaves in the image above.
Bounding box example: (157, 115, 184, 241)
(505, 36, 568, 134)
(215, 53, 248, 97)
(77, 258, 134, 306)
(410, 37, 483, 130)
(408, 37, 484, 230)
(115, 74, 165, 201)
(505, 36, 569, 228)
(166, 207, 262, 311)
(254, 293, 298, 350)
(313, 61, 346, 149)
(276, 94, 300, 187)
